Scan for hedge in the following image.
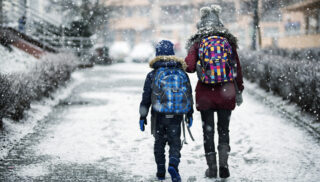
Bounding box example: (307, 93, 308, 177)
(262, 47, 320, 62)
(239, 50, 320, 120)
(0, 53, 79, 124)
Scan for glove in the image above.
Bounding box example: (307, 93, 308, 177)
(236, 91, 243, 106)
(139, 116, 147, 132)
(186, 112, 193, 128)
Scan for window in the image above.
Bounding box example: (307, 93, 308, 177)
(285, 20, 301, 36)
(306, 9, 320, 34)
(307, 14, 318, 34)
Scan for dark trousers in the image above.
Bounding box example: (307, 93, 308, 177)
(200, 109, 231, 154)
(154, 114, 182, 173)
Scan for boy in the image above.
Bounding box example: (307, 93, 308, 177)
(139, 40, 193, 182)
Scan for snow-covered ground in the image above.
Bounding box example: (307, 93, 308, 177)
(1, 63, 320, 181)
(0, 45, 39, 74)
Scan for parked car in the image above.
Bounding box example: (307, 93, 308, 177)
(109, 41, 130, 63)
(129, 43, 154, 63)
(91, 46, 112, 64)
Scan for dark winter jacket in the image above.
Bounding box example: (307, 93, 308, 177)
(139, 56, 192, 118)
(185, 28, 244, 111)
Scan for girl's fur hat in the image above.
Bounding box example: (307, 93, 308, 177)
(197, 4, 224, 29)
(186, 5, 238, 51)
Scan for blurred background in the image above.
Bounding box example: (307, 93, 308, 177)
(0, 0, 319, 61)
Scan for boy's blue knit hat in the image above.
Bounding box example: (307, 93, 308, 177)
(155, 40, 175, 56)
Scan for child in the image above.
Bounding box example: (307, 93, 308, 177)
(139, 40, 193, 182)
(185, 5, 244, 178)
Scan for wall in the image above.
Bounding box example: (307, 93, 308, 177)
(278, 34, 320, 48)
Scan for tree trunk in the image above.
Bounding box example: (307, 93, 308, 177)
(0, 0, 3, 25)
(251, 0, 260, 50)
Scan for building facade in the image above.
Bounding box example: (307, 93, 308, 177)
(104, 0, 320, 50)
(278, 0, 320, 48)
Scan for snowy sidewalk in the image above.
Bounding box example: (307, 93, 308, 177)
(0, 63, 320, 182)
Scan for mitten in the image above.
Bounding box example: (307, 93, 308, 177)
(139, 116, 147, 132)
(236, 91, 243, 106)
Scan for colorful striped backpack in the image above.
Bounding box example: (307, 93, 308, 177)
(151, 67, 193, 114)
(197, 36, 234, 84)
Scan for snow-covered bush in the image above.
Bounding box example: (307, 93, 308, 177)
(262, 47, 320, 62)
(0, 75, 14, 121)
(0, 53, 79, 122)
(239, 50, 320, 120)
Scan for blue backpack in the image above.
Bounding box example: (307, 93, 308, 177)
(151, 67, 193, 114)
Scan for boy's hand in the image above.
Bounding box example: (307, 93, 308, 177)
(186, 113, 193, 128)
(139, 116, 147, 132)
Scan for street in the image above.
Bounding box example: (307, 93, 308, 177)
(1, 63, 320, 182)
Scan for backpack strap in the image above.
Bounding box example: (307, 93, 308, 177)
(181, 117, 187, 146)
(151, 112, 157, 135)
(184, 115, 195, 141)
(222, 40, 240, 93)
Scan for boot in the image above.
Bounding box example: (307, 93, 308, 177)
(205, 152, 217, 178)
(156, 164, 166, 180)
(168, 157, 181, 182)
(218, 144, 231, 178)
